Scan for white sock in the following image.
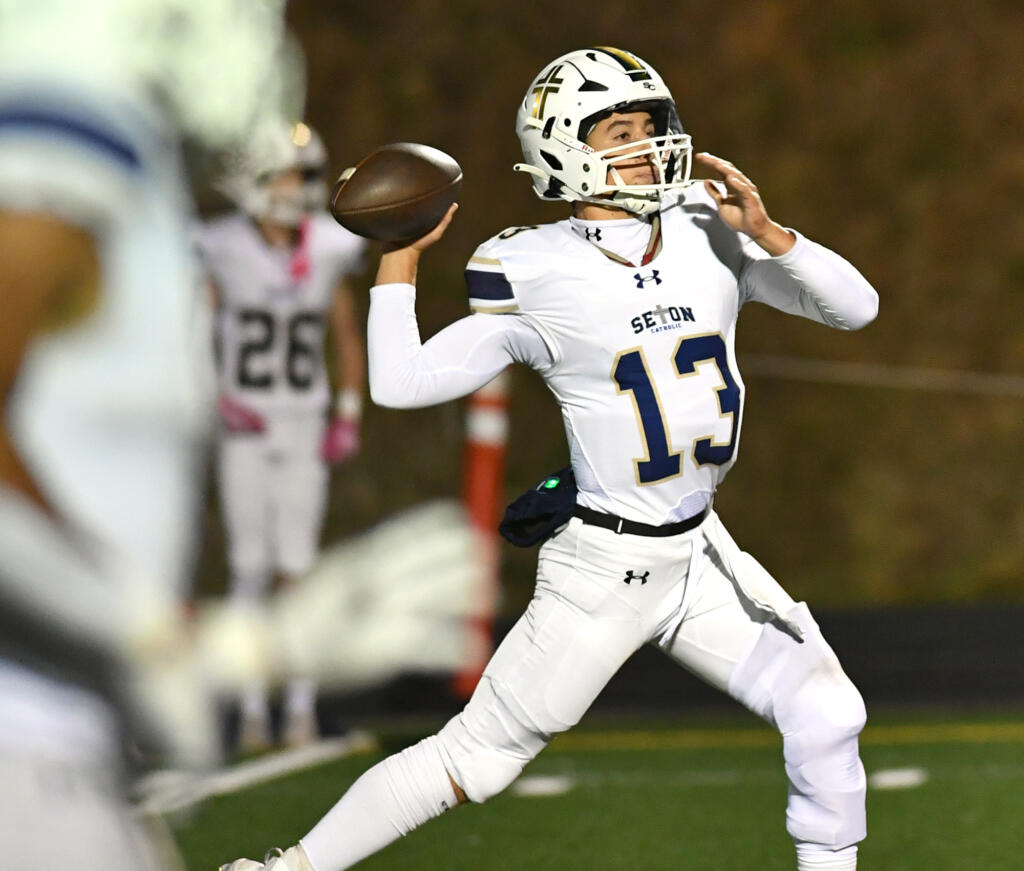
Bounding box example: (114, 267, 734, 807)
(241, 682, 269, 722)
(285, 678, 317, 718)
(300, 735, 458, 871)
(796, 842, 858, 870)
(231, 580, 270, 723)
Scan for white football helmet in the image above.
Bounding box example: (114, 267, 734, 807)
(0, 0, 301, 148)
(222, 120, 329, 226)
(514, 46, 693, 216)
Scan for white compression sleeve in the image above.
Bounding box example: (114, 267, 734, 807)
(300, 735, 458, 871)
(740, 232, 879, 330)
(367, 283, 551, 408)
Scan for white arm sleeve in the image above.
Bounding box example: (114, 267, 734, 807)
(368, 283, 552, 408)
(739, 232, 879, 330)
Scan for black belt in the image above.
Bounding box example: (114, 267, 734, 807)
(573, 504, 709, 537)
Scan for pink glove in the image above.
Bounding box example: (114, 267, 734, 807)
(218, 395, 266, 433)
(321, 417, 360, 464)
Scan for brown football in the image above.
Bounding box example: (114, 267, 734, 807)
(329, 143, 462, 242)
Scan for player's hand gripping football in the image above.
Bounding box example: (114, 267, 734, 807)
(376, 202, 459, 285)
(694, 152, 795, 256)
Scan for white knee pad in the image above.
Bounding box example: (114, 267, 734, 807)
(276, 535, 318, 579)
(729, 603, 867, 849)
(228, 540, 271, 597)
(436, 676, 550, 803)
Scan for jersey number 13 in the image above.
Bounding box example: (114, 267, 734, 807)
(612, 333, 741, 484)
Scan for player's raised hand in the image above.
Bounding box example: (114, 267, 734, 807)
(695, 152, 794, 256)
(386, 202, 459, 253)
(377, 203, 459, 284)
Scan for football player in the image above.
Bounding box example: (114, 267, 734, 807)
(0, 1, 482, 868)
(196, 119, 367, 750)
(224, 47, 878, 871)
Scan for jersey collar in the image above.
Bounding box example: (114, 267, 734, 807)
(569, 214, 663, 268)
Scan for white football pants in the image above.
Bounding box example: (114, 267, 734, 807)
(218, 411, 328, 592)
(437, 510, 867, 850)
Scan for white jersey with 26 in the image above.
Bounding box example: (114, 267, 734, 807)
(196, 211, 366, 415)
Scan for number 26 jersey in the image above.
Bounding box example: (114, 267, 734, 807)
(195, 211, 365, 415)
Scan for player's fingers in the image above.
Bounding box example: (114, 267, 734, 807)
(412, 203, 458, 250)
(730, 176, 765, 212)
(694, 151, 734, 179)
(703, 179, 724, 204)
(698, 151, 756, 191)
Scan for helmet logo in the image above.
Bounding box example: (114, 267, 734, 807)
(591, 46, 653, 81)
(530, 64, 564, 120)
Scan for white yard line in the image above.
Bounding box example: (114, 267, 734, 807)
(512, 775, 575, 797)
(868, 767, 929, 790)
(136, 730, 377, 816)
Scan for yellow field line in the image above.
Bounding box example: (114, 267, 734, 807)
(550, 721, 1024, 752)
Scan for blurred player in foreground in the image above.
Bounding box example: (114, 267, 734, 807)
(0, 1, 482, 869)
(197, 120, 367, 751)
(223, 47, 879, 871)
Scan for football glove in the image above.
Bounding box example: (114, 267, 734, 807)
(320, 416, 359, 464)
(218, 394, 267, 433)
(221, 845, 313, 871)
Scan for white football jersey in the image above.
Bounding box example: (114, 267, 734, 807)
(196, 212, 366, 414)
(0, 75, 211, 759)
(464, 187, 872, 525)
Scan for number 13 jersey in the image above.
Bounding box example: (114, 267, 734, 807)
(195, 212, 366, 415)
(464, 187, 878, 526)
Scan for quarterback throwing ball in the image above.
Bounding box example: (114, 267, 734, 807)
(223, 46, 878, 871)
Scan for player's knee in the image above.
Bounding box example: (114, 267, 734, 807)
(277, 550, 316, 579)
(783, 671, 867, 847)
(276, 533, 318, 579)
(449, 747, 527, 803)
(786, 670, 865, 769)
(228, 546, 271, 598)
(435, 680, 547, 804)
(436, 717, 531, 803)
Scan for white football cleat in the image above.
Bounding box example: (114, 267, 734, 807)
(220, 844, 314, 871)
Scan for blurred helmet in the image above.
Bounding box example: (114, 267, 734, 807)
(514, 46, 692, 216)
(221, 120, 328, 226)
(0, 0, 302, 148)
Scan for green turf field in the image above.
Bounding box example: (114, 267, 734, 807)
(175, 712, 1024, 871)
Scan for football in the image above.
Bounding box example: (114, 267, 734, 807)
(329, 143, 462, 243)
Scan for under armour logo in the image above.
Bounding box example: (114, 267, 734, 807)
(634, 270, 661, 288)
(584, 227, 603, 242)
(623, 569, 650, 585)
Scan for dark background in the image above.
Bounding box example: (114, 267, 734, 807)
(197, 0, 1023, 706)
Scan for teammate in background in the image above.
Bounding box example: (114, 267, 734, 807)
(196, 121, 367, 751)
(0, 1, 481, 868)
(223, 47, 879, 871)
